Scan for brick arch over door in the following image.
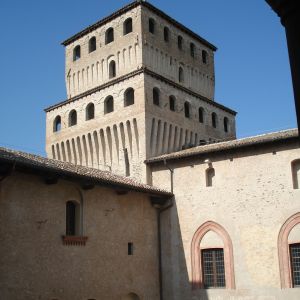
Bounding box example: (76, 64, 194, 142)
(278, 212, 300, 288)
(191, 221, 235, 289)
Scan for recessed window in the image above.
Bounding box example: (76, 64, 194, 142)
(124, 88, 134, 107)
(169, 96, 176, 111)
(206, 167, 215, 187)
(202, 249, 226, 288)
(86, 103, 95, 120)
(202, 50, 208, 64)
(190, 43, 195, 58)
(66, 201, 80, 236)
(128, 242, 133, 255)
(104, 96, 114, 114)
(290, 244, 300, 287)
(69, 110, 77, 127)
(105, 27, 114, 44)
(73, 45, 81, 61)
(178, 35, 183, 50)
(53, 116, 61, 132)
(124, 18, 133, 35)
(179, 66, 184, 83)
(199, 107, 204, 123)
(164, 27, 169, 42)
(184, 102, 190, 118)
(224, 117, 229, 132)
(212, 112, 217, 128)
(153, 88, 160, 106)
(89, 37, 96, 53)
(109, 60, 116, 79)
(149, 18, 155, 34)
(292, 159, 300, 189)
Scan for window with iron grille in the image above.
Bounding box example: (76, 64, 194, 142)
(290, 244, 300, 287)
(202, 249, 226, 288)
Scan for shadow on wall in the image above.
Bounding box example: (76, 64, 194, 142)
(160, 199, 209, 300)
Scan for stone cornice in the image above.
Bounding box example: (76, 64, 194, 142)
(61, 0, 217, 51)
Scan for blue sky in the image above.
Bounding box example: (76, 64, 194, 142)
(0, 0, 296, 156)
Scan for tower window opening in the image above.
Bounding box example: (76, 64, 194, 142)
(149, 18, 155, 34)
(104, 96, 114, 114)
(206, 167, 215, 187)
(184, 102, 190, 118)
(199, 107, 204, 123)
(202, 50, 208, 64)
(105, 27, 114, 44)
(292, 159, 300, 189)
(179, 67, 184, 83)
(224, 117, 229, 132)
(109, 60, 116, 79)
(124, 88, 135, 107)
(190, 43, 195, 58)
(202, 248, 226, 288)
(128, 242, 133, 255)
(69, 110, 77, 127)
(212, 112, 217, 128)
(89, 37, 96, 53)
(178, 35, 183, 50)
(124, 18, 133, 35)
(169, 96, 176, 111)
(153, 88, 160, 106)
(66, 201, 80, 236)
(73, 45, 81, 61)
(164, 27, 170, 42)
(53, 116, 61, 132)
(86, 103, 95, 120)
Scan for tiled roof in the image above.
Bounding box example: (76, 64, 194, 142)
(0, 147, 172, 198)
(146, 129, 299, 164)
(61, 0, 217, 51)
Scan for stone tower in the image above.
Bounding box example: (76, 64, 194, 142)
(45, 0, 236, 182)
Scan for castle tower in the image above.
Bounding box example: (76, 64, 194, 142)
(45, 0, 237, 182)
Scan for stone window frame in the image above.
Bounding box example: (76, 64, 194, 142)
(191, 221, 235, 289)
(278, 212, 300, 288)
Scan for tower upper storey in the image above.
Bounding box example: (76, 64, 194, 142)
(62, 0, 217, 100)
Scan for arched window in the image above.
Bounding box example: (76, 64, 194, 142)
(124, 88, 134, 107)
(190, 43, 195, 58)
(109, 60, 116, 79)
(178, 35, 183, 50)
(179, 67, 184, 83)
(66, 201, 80, 236)
(89, 36, 96, 53)
(86, 103, 95, 120)
(191, 221, 235, 289)
(164, 27, 169, 42)
(69, 110, 77, 127)
(73, 45, 81, 61)
(206, 167, 215, 187)
(104, 96, 114, 114)
(184, 102, 190, 118)
(124, 18, 133, 35)
(292, 159, 300, 189)
(149, 18, 155, 34)
(53, 116, 61, 132)
(105, 27, 114, 44)
(153, 88, 160, 106)
(169, 96, 176, 111)
(224, 117, 229, 132)
(278, 213, 300, 288)
(212, 112, 217, 128)
(202, 50, 208, 64)
(199, 107, 204, 123)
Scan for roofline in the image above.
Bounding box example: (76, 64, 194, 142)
(145, 129, 299, 164)
(61, 0, 217, 51)
(45, 67, 236, 115)
(0, 148, 173, 198)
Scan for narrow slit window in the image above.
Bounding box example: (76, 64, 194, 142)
(86, 103, 95, 120)
(53, 116, 61, 132)
(128, 242, 133, 255)
(89, 37, 96, 53)
(153, 88, 160, 106)
(169, 96, 176, 111)
(184, 102, 190, 118)
(292, 160, 300, 189)
(178, 35, 183, 50)
(212, 113, 217, 128)
(69, 110, 77, 127)
(199, 108, 204, 123)
(109, 60, 116, 79)
(164, 27, 169, 42)
(179, 67, 184, 83)
(149, 18, 155, 34)
(66, 201, 79, 236)
(73, 46, 81, 61)
(190, 43, 195, 58)
(224, 117, 229, 132)
(206, 167, 215, 187)
(202, 50, 208, 64)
